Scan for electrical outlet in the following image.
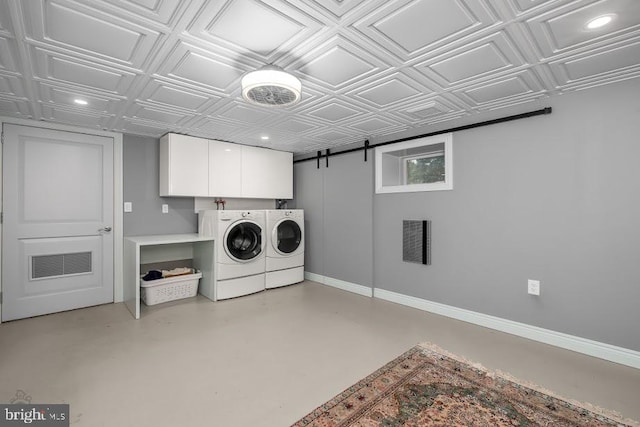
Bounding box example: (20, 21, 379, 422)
(162, 204, 169, 214)
(124, 202, 132, 212)
(528, 279, 540, 296)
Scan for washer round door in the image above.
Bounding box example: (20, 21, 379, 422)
(272, 219, 302, 255)
(224, 220, 263, 262)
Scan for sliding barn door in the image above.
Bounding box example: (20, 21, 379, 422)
(2, 124, 114, 321)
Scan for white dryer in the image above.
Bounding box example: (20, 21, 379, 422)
(265, 209, 304, 289)
(198, 210, 266, 300)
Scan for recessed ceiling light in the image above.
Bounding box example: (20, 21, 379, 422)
(74, 99, 88, 105)
(261, 136, 269, 140)
(586, 14, 615, 30)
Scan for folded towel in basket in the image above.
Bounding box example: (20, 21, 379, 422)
(162, 267, 194, 278)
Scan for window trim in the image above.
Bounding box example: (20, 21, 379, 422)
(375, 133, 453, 194)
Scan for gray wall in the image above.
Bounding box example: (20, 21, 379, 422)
(294, 151, 374, 287)
(292, 159, 324, 275)
(294, 77, 640, 352)
(123, 134, 197, 236)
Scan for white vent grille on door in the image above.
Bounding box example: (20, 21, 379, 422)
(31, 252, 93, 279)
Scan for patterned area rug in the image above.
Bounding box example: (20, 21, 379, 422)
(292, 343, 639, 427)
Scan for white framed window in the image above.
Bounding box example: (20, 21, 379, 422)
(375, 133, 452, 194)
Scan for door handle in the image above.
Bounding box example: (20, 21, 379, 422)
(99, 226, 112, 233)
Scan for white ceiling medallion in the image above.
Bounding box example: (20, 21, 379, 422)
(241, 65, 301, 107)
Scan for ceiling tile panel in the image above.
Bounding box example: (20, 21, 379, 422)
(207, 1, 302, 54)
(375, 0, 475, 52)
(421, 32, 526, 87)
(186, 116, 245, 138)
(0, 73, 25, 97)
(0, 96, 32, 117)
(0, 7, 12, 34)
(294, 35, 391, 90)
(466, 78, 530, 104)
(95, 0, 186, 27)
(306, 0, 369, 18)
(36, 82, 121, 113)
(353, 73, 425, 108)
(267, 117, 319, 133)
(115, 118, 171, 137)
(456, 70, 544, 106)
(186, 0, 323, 63)
(391, 96, 466, 126)
(138, 79, 215, 112)
(308, 101, 362, 122)
(22, 0, 162, 70)
(510, 0, 572, 14)
(548, 38, 640, 84)
(417, 112, 468, 126)
(157, 42, 244, 94)
(216, 102, 277, 123)
(353, 0, 497, 61)
(313, 128, 355, 142)
(432, 44, 508, 82)
(40, 104, 112, 129)
(127, 103, 192, 126)
(406, 100, 451, 119)
(347, 115, 404, 134)
(31, 47, 137, 95)
(525, 0, 640, 57)
(0, 36, 21, 72)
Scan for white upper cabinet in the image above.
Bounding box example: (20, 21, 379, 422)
(208, 140, 242, 197)
(159, 133, 209, 197)
(160, 133, 293, 199)
(241, 146, 293, 199)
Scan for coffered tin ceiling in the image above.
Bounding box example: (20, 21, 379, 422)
(0, 0, 639, 154)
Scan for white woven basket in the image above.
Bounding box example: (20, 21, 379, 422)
(140, 271, 202, 306)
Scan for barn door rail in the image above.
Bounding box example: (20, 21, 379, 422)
(294, 107, 552, 167)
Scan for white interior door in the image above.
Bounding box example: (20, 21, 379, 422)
(2, 124, 114, 321)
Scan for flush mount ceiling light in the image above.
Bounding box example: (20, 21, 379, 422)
(241, 65, 301, 107)
(586, 14, 615, 29)
(73, 98, 88, 105)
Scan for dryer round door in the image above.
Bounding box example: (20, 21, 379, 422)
(224, 220, 263, 262)
(272, 219, 302, 256)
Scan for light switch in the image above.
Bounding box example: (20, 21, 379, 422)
(124, 202, 132, 212)
(162, 204, 169, 214)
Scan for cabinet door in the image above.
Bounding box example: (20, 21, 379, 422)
(159, 134, 209, 197)
(242, 146, 293, 199)
(208, 140, 242, 197)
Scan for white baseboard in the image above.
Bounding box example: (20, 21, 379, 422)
(304, 273, 640, 369)
(304, 272, 373, 297)
(373, 287, 640, 370)
(304, 271, 325, 284)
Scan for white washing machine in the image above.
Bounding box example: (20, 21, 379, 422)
(198, 210, 266, 300)
(265, 209, 304, 289)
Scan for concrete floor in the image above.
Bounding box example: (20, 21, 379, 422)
(1, 281, 639, 426)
